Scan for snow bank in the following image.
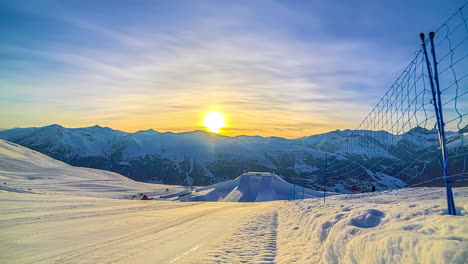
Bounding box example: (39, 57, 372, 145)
(276, 187, 468, 264)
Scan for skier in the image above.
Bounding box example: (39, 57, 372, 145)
(371, 185, 376, 192)
(351, 185, 357, 194)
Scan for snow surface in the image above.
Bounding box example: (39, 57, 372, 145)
(0, 139, 467, 263)
(277, 189, 468, 263)
(1, 187, 466, 263)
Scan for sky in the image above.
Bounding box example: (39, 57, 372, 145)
(0, 0, 466, 138)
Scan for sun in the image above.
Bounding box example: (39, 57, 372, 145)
(203, 112, 226, 133)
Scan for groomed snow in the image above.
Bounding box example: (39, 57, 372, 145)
(1, 188, 466, 263)
(0, 139, 467, 263)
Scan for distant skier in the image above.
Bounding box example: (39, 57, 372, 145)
(351, 185, 357, 194)
(371, 185, 376, 192)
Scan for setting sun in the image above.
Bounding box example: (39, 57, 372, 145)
(202, 112, 226, 133)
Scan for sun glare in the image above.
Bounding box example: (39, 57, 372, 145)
(203, 112, 226, 133)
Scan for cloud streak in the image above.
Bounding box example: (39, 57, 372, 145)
(1, 0, 460, 138)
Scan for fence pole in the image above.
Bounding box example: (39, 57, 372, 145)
(302, 175, 305, 200)
(293, 183, 296, 200)
(428, 32, 456, 215)
(323, 154, 327, 203)
(420, 32, 457, 215)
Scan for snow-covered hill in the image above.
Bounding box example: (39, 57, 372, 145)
(0, 125, 466, 192)
(0, 139, 184, 198)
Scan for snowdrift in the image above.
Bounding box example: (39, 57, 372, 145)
(276, 187, 468, 263)
(180, 172, 326, 202)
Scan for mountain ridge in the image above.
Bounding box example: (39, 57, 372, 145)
(0, 124, 465, 192)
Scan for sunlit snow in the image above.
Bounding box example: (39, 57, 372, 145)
(0, 139, 466, 263)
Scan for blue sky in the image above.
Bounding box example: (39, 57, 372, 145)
(0, 0, 465, 137)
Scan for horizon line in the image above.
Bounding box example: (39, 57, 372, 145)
(0, 123, 456, 140)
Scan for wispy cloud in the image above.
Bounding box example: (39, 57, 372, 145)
(2, 0, 450, 138)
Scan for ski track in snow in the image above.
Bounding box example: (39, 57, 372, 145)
(192, 211, 279, 263)
(0, 192, 278, 264)
(37, 204, 264, 264)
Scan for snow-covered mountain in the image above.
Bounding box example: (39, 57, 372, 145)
(0, 124, 466, 192)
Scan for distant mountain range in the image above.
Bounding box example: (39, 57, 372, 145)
(0, 124, 466, 192)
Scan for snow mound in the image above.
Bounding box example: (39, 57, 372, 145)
(181, 172, 326, 202)
(349, 209, 385, 228)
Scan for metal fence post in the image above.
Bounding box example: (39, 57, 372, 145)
(323, 154, 327, 203)
(420, 32, 457, 215)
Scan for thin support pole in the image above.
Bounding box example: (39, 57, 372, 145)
(293, 184, 296, 200)
(302, 176, 305, 200)
(420, 32, 457, 215)
(323, 154, 327, 203)
(429, 32, 456, 215)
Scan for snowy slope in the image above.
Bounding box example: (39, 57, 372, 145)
(0, 139, 184, 198)
(0, 138, 67, 171)
(0, 187, 466, 263)
(0, 138, 466, 263)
